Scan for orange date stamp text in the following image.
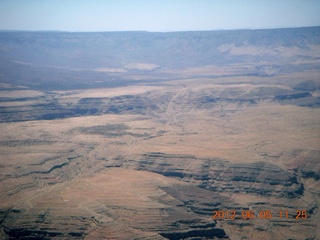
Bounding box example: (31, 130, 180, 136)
(212, 209, 309, 220)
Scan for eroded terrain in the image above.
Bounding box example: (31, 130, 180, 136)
(0, 28, 320, 239)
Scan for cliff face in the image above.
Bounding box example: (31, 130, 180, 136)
(130, 153, 300, 197)
(0, 81, 319, 123)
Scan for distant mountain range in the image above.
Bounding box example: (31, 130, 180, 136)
(0, 26, 319, 90)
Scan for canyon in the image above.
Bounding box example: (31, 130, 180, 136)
(0, 27, 319, 239)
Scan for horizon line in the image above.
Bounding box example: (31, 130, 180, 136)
(0, 25, 319, 33)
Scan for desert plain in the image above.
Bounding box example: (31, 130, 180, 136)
(0, 28, 320, 239)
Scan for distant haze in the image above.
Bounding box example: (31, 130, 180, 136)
(0, 0, 320, 32)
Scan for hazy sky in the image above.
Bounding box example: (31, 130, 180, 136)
(0, 0, 319, 32)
